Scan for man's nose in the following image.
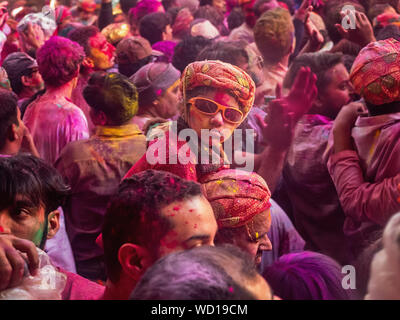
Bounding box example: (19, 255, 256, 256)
(260, 234, 273, 251)
(0, 214, 11, 234)
(210, 111, 224, 127)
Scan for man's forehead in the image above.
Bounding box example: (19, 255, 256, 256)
(89, 33, 106, 46)
(13, 194, 40, 208)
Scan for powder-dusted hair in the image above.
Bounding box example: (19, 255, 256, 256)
(36, 36, 85, 87)
(130, 244, 260, 300)
(102, 169, 203, 283)
(83, 72, 139, 125)
(263, 251, 354, 300)
(253, 7, 294, 65)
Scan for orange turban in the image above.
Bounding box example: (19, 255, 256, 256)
(350, 38, 400, 105)
(180, 60, 256, 120)
(200, 169, 271, 228)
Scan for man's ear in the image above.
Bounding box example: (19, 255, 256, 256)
(118, 243, 153, 282)
(82, 57, 95, 69)
(8, 123, 19, 142)
(46, 209, 60, 239)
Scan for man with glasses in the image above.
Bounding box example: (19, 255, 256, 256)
(2, 52, 44, 116)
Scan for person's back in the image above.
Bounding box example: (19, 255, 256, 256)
(351, 39, 400, 214)
(326, 38, 400, 254)
(24, 96, 89, 164)
(253, 7, 295, 97)
(55, 72, 147, 281)
(22, 36, 89, 164)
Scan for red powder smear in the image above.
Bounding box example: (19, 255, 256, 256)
(229, 287, 233, 293)
(0, 225, 4, 233)
(173, 206, 180, 211)
(185, 221, 189, 224)
(189, 209, 194, 212)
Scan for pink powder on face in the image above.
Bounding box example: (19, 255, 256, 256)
(0, 225, 4, 232)
(173, 206, 180, 211)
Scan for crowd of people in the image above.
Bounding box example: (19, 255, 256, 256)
(0, 0, 399, 300)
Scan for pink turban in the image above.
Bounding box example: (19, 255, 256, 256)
(350, 38, 400, 105)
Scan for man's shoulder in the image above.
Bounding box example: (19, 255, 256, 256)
(60, 269, 105, 300)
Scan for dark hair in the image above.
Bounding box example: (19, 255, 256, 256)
(199, 0, 212, 6)
(167, 6, 180, 25)
(227, 7, 245, 31)
(130, 244, 261, 300)
(331, 39, 362, 57)
(83, 72, 139, 125)
(194, 5, 224, 30)
(163, 0, 178, 11)
(102, 169, 202, 283)
(172, 35, 213, 72)
(197, 41, 249, 67)
(283, 52, 344, 92)
(139, 12, 171, 45)
(68, 25, 100, 57)
(368, 3, 394, 21)
(120, 0, 138, 15)
(118, 55, 157, 78)
(376, 24, 400, 42)
(36, 36, 85, 88)
(0, 154, 70, 248)
(0, 89, 18, 150)
(324, 1, 366, 44)
(263, 251, 353, 300)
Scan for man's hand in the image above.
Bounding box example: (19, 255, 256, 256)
(0, 2, 8, 29)
(335, 11, 376, 47)
(294, 0, 312, 22)
(257, 98, 295, 151)
(0, 234, 39, 291)
(283, 67, 318, 122)
(303, 11, 324, 52)
(332, 101, 368, 153)
(19, 22, 45, 53)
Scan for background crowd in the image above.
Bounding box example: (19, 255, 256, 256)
(0, 0, 399, 300)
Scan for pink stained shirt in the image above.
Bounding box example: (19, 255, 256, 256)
(60, 268, 105, 300)
(327, 112, 400, 236)
(23, 95, 89, 164)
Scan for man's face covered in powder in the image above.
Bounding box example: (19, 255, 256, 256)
(0, 195, 49, 249)
(157, 195, 218, 258)
(231, 209, 272, 267)
(89, 33, 116, 70)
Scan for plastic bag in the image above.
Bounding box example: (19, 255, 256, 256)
(0, 248, 67, 300)
(17, 9, 57, 39)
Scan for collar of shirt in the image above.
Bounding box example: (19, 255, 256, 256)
(355, 112, 400, 127)
(95, 123, 143, 138)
